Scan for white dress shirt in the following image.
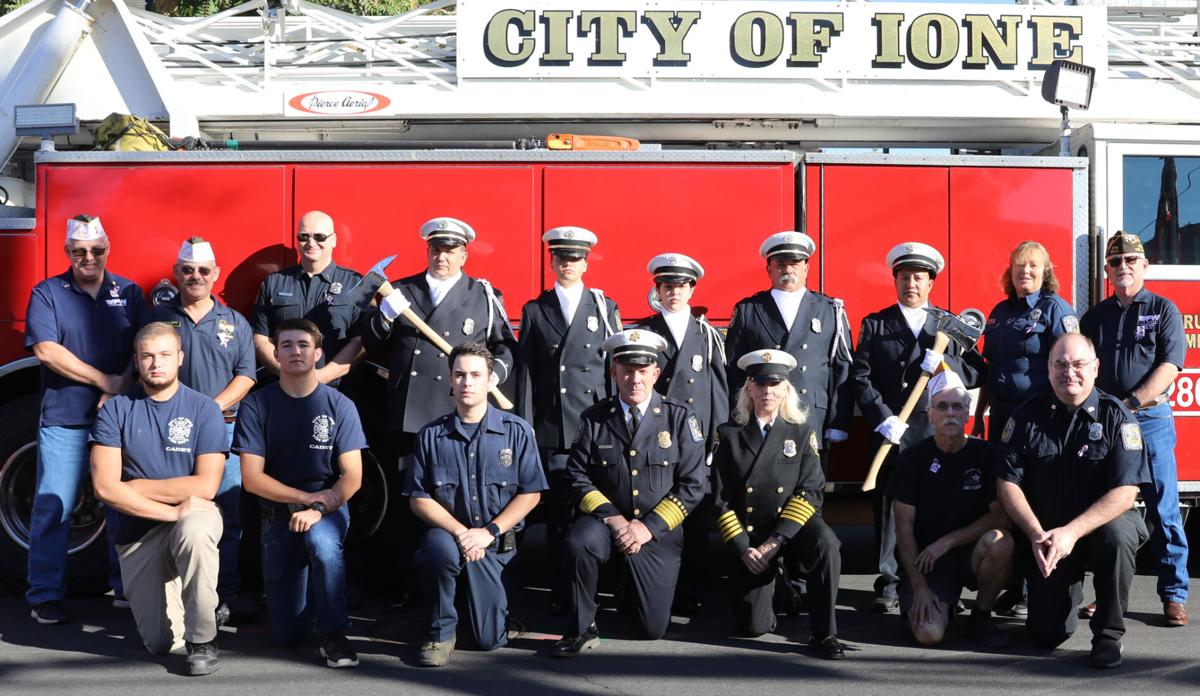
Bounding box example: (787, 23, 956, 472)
(660, 307, 691, 349)
(770, 288, 807, 331)
(898, 303, 929, 339)
(426, 272, 462, 307)
(555, 282, 585, 325)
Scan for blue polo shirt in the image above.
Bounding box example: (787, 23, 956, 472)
(982, 292, 1077, 407)
(151, 298, 256, 412)
(405, 406, 547, 532)
(25, 270, 146, 427)
(232, 382, 366, 493)
(1080, 288, 1187, 399)
(89, 384, 227, 545)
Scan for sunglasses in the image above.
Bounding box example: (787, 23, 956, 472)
(1106, 255, 1143, 268)
(931, 401, 967, 413)
(69, 247, 108, 260)
(180, 265, 214, 277)
(297, 233, 333, 244)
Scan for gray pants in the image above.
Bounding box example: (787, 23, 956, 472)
(117, 499, 222, 654)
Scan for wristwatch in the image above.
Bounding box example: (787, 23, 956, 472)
(310, 501, 329, 515)
(485, 522, 501, 538)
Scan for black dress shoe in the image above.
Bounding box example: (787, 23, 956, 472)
(809, 635, 846, 660)
(551, 623, 599, 658)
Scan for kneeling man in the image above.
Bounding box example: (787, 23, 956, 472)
(406, 342, 546, 667)
(91, 322, 226, 676)
(890, 366, 1012, 648)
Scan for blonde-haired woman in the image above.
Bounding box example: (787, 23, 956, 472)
(711, 349, 844, 660)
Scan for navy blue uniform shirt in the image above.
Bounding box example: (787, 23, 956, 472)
(1080, 288, 1186, 398)
(152, 298, 256, 412)
(232, 383, 367, 493)
(889, 437, 995, 550)
(251, 264, 363, 368)
(90, 384, 226, 544)
(996, 389, 1150, 531)
(982, 292, 1077, 407)
(405, 406, 547, 532)
(25, 270, 146, 427)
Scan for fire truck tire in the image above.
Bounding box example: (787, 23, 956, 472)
(0, 395, 110, 596)
(347, 448, 387, 543)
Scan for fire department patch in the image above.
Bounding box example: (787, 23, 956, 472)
(463, 318, 475, 335)
(167, 417, 193, 445)
(963, 468, 982, 490)
(658, 431, 671, 449)
(1062, 315, 1080, 334)
(691, 354, 703, 372)
(809, 431, 819, 454)
(1120, 423, 1143, 451)
(499, 448, 513, 468)
(312, 415, 334, 443)
(783, 439, 796, 457)
(687, 415, 703, 443)
(217, 319, 235, 348)
(1001, 417, 1016, 444)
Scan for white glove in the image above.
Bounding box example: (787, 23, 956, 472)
(824, 428, 849, 444)
(379, 291, 412, 322)
(874, 415, 909, 446)
(920, 349, 944, 374)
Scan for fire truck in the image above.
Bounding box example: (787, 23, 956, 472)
(0, 0, 1196, 593)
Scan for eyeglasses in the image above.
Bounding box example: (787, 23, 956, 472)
(69, 247, 108, 260)
(180, 265, 214, 277)
(1050, 359, 1095, 372)
(1106, 255, 1143, 268)
(931, 401, 967, 413)
(297, 233, 333, 244)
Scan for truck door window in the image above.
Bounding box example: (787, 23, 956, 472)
(1122, 155, 1200, 265)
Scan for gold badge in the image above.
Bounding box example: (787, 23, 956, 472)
(1001, 417, 1016, 444)
(809, 430, 819, 454)
(1120, 423, 1143, 451)
(629, 330, 642, 342)
(783, 439, 796, 457)
(761, 351, 772, 362)
(658, 431, 671, 449)
(463, 317, 475, 334)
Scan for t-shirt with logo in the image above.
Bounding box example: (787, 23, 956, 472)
(887, 436, 996, 550)
(89, 384, 227, 544)
(232, 382, 366, 493)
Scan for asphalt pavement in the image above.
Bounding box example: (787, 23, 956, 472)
(0, 522, 1196, 696)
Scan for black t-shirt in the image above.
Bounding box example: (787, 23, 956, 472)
(888, 437, 995, 550)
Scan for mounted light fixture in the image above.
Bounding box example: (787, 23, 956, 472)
(1041, 60, 1095, 157)
(14, 103, 79, 152)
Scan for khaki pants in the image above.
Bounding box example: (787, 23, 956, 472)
(117, 498, 222, 654)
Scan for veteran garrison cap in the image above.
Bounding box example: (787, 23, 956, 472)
(602, 329, 668, 366)
(543, 226, 597, 258)
(759, 231, 815, 261)
(736, 349, 799, 383)
(647, 252, 704, 284)
(177, 239, 216, 263)
(1105, 232, 1146, 259)
(928, 364, 966, 398)
(420, 217, 476, 246)
(66, 215, 106, 242)
(886, 241, 945, 277)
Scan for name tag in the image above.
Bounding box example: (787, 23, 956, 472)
(597, 444, 613, 450)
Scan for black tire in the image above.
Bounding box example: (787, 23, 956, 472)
(0, 395, 111, 596)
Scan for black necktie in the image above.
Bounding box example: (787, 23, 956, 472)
(763, 422, 772, 437)
(629, 408, 641, 436)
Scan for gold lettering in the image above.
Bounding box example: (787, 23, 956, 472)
(642, 11, 701, 66)
(962, 14, 1021, 69)
(539, 10, 574, 66)
(872, 13, 905, 68)
(787, 12, 843, 67)
(731, 11, 784, 67)
(908, 13, 959, 69)
(1183, 314, 1199, 330)
(579, 10, 637, 66)
(1028, 16, 1083, 68)
(1188, 333, 1199, 350)
(484, 9, 536, 67)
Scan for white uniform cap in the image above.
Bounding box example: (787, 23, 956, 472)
(886, 242, 945, 276)
(602, 329, 668, 366)
(542, 226, 598, 257)
(177, 240, 216, 264)
(66, 215, 106, 242)
(647, 253, 704, 283)
(759, 231, 815, 261)
(735, 349, 798, 382)
(928, 364, 966, 398)
(420, 217, 476, 246)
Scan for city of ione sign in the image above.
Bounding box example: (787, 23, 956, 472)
(457, 1, 1106, 81)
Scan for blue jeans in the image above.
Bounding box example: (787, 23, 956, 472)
(1137, 402, 1189, 603)
(214, 421, 242, 599)
(260, 503, 350, 646)
(416, 527, 514, 649)
(27, 426, 122, 605)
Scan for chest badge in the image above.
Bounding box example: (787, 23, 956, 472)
(587, 315, 599, 332)
(330, 282, 342, 295)
(109, 284, 121, 298)
(783, 439, 796, 457)
(217, 319, 235, 348)
(691, 354, 704, 372)
(811, 317, 822, 333)
(463, 317, 475, 334)
(499, 448, 513, 467)
(658, 431, 672, 449)
(1088, 422, 1103, 441)
(929, 458, 941, 473)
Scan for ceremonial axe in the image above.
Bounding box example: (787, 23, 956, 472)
(861, 307, 984, 492)
(348, 255, 515, 411)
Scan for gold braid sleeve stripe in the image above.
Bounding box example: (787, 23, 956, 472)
(652, 495, 688, 531)
(716, 510, 745, 543)
(580, 490, 611, 515)
(780, 496, 816, 526)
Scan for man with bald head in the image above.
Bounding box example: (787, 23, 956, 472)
(996, 333, 1150, 668)
(251, 211, 365, 386)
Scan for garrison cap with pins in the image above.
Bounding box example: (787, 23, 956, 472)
(602, 329, 668, 366)
(420, 217, 476, 247)
(543, 226, 597, 258)
(1105, 231, 1146, 259)
(66, 214, 106, 242)
(736, 349, 799, 383)
(759, 231, 815, 261)
(928, 363, 966, 398)
(177, 239, 216, 264)
(647, 252, 704, 284)
(886, 241, 945, 277)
